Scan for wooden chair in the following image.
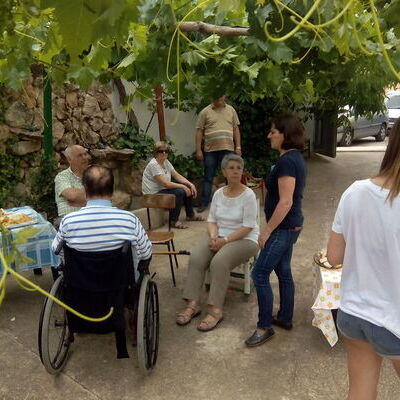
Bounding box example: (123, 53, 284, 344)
(142, 193, 179, 286)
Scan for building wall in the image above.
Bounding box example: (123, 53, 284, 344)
(110, 80, 197, 156)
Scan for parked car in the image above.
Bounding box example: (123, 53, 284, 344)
(386, 89, 400, 132)
(337, 106, 388, 146)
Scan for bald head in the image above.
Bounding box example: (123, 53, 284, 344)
(64, 145, 83, 159)
(82, 165, 114, 199)
(64, 145, 90, 175)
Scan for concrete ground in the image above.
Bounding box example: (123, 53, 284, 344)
(1, 146, 399, 400)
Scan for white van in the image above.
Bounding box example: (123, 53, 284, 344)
(386, 90, 400, 132)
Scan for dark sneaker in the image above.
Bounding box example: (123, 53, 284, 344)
(272, 317, 293, 330)
(245, 328, 275, 347)
(197, 206, 207, 213)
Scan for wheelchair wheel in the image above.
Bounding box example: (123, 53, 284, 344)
(38, 276, 70, 374)
(137, 275, 159, 374)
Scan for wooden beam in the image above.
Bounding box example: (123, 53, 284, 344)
(179, 22, 250, 37)
(154, 86, 166, 141)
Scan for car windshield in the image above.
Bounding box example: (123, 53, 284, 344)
(387, 95, 400, 109)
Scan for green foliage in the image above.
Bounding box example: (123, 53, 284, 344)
(0, 0, 399, 117)
(22, 156, 58, 221)
(168, 151, 204, 181)
(235, 98, 279, 178)
(27, 156, 58, 222)
(0, 152, 20, 207)
(113, 123, 155, 166)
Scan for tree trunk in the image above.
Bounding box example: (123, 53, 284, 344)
(113, 78, 140, 132)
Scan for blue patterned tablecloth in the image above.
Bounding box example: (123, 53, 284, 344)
(0, 206, 60, 274)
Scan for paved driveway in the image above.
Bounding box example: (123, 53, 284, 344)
(1, 150, 398, 400)
(337, 136, 388, 152)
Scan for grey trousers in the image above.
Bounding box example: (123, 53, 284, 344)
(182, 235, 259, 308)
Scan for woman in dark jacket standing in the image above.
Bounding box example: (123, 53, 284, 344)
(246, 113, 307, 347)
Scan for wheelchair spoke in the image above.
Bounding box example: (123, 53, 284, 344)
(39, 276, 70, 373)
(49, 310, 68, 364)
(137, 276, 159, 373)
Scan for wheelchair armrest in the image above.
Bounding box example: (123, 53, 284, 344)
(54, 240, 65, 255)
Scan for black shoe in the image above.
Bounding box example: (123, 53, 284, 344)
(197, 206, 207, 213)
(272, 317, 293, 330)
(245, 328, 275, 347)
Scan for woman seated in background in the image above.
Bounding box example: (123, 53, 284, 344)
(176, 154, 259, 331)
(142, 141, 204, 229)
(327, 118, 400, 400)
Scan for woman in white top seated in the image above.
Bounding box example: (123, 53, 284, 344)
(176, 154, 259, 331)
(142, 141, 204, 229)
(327, 118, 400, 400)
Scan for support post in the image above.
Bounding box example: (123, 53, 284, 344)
(154, 86, 166, 141)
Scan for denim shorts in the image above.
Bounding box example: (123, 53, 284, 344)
(337, 309, 400, 359)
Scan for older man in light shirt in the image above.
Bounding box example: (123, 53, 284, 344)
(54, 145, 90, 218)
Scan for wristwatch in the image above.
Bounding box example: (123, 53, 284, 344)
(236, 146, 241, 149)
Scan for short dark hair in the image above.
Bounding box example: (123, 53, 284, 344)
(271, 113, 305, 150)
(82, 165, 114, 198)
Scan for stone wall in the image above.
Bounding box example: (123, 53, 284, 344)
(0, 77, 144, 209)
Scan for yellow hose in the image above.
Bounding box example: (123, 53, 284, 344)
(0, 250, 113, 322)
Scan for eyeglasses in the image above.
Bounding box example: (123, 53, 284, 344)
(156, 149, 169, 154)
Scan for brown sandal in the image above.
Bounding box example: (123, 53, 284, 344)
(176, 305, 201, 326)
(197, 311, 224, 332)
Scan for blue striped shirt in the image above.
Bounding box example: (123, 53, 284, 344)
(52, 200, 152, 261)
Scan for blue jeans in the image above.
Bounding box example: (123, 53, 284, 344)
(252, 228, 301, 330)
(158, 188, 194, 222)
(200, 150, 233, 207)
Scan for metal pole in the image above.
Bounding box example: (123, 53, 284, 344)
(43, 76, 53, 159)
(154, 85, 166, 141)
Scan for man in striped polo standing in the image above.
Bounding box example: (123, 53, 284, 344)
(195, 95, 242, 213)
(52, 165, 152, 267)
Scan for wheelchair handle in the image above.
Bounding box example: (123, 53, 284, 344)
(54, 240, 65, 255)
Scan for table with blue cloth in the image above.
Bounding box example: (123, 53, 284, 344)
(0, 206, 60, 275)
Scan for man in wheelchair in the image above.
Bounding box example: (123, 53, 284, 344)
(39, 165, 159, 374)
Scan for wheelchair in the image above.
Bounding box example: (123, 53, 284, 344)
(38, 241, 159, 374)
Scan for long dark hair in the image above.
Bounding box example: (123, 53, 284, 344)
(378, 118, 400, 202)
(272, 113, 305, 150)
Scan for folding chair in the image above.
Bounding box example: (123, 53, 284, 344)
(142, 193, 179, 286)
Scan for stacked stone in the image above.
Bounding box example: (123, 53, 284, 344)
(0, 79, 144, 209)
(53, 82, 117, 151)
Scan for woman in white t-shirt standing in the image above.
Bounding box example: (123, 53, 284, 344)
(327, 118, 400, 400)
(176, 154, 259, 331)
(142, 141, 204, 229)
